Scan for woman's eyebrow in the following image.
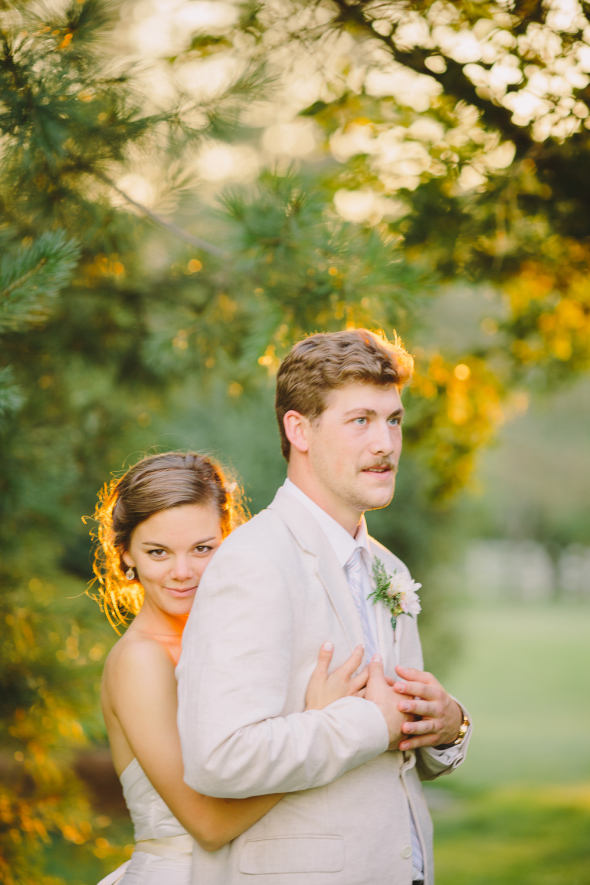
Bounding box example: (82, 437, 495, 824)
(140, 536, 217, 547)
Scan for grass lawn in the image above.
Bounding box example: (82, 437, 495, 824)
(425, 602, 590, 883)
(431, 783, 590, 885)
(433, 602, 590, 787)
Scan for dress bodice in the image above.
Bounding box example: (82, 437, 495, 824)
(120, 758, 188, 842)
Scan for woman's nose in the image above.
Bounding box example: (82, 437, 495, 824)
(170, 556, 193, 581)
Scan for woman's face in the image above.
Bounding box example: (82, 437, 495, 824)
(122, 503, 223, 618)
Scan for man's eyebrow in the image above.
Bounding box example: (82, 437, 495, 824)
(342, 407, 405, 418)
(343, 408, 377, 417)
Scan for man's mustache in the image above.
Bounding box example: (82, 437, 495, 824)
(360, 462, 398, 473)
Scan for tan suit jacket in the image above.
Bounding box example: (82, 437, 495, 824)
(177, 487, 470, 884)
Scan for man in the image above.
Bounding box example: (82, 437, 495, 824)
(177, 329, 471, 884)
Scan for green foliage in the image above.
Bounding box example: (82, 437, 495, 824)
(0, 232, 80, 332)
(0, 558, 123, 885)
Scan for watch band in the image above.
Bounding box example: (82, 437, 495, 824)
(451, 711, 470, 746)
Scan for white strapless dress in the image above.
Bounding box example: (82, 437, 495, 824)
(97, 758, 192, 885)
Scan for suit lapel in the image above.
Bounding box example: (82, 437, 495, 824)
(367, 537, 401, 675)
(267, 488, 364, 652)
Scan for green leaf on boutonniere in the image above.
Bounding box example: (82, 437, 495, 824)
(368, 556, 422, 631)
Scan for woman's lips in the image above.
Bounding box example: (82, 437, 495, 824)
(165, 585, 198, 598)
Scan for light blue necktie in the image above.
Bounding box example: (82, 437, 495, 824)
(344, 547, 377, 662)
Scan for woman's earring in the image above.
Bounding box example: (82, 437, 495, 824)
(125, 568, 135, 581)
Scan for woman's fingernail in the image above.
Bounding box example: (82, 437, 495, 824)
(357, 644, 365, 651)
(323, 641, 333, 651)
(372, 653, 382, 663)
(394, 682, 405, 692)
(400, 702, 410, 712)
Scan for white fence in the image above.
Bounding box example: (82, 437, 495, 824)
(463, 541, 590, 602)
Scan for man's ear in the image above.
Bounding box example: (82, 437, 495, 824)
(283, 410, 311, 454)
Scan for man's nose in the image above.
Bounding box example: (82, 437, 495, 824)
(369, 421, 396, 455)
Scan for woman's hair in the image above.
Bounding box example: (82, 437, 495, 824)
(88, 451, 246, 631)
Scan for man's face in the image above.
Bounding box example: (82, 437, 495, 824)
(306, 382, 404, 515)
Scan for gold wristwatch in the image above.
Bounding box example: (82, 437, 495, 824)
(451, 711, 470, 746)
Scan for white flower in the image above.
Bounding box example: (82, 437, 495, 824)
(370, 557, 422, 624)
(399, 582, 422, 616)
(386, 571, 422, 615)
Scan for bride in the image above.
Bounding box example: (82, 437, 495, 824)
(91, 451, 369, 884)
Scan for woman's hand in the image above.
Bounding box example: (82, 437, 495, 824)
(304, 642, 368, 711)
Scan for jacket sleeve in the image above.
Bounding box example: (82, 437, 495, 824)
(176, 544, 389, 799)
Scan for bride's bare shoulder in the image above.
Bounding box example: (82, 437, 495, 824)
(103, 628, 175, 691)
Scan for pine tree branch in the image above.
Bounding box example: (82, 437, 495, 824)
(0, 231, 80, 332)
(98, 174, 226, 258)
(0, 258, 46, 302)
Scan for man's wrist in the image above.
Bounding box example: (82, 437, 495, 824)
(435, 709, 470, 750)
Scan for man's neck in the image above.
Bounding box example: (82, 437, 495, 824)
(286, 470, 362, 537)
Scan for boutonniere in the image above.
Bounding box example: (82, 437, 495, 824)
(368, 556, 422, 631)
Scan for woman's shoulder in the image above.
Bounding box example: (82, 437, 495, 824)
(103, 629, 176, 693)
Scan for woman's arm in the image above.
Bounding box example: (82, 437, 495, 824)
(106, 638, 283, 852)
(105, 637, 368, 852)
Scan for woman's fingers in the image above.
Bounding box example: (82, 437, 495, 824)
(337, 644, 365, 679)
(348, 667, 369, 694)
(313, 642, 334, 678)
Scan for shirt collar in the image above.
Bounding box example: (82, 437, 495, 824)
(283, 478, 370, 568)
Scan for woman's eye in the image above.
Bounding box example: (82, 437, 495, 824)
(148, 549, 166, 557)
(195, 545, 212, 554)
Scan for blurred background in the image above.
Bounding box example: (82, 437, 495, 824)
(1, 1, 589, 882)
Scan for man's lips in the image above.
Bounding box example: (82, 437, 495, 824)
(361, 465, 396, 475)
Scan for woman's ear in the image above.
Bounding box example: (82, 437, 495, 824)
(122, 550, 135, 569)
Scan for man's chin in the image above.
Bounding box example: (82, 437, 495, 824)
(355, 478, 395, 511)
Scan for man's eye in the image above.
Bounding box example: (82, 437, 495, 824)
(389, 417, 401, 426)
(354, 417, 367, 425)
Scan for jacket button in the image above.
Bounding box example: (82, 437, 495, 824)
(401, 846, 412, 859)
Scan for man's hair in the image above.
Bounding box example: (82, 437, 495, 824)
(275, 329, 414, 461)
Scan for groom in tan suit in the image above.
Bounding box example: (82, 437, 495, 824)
(177, 330, 471, 884)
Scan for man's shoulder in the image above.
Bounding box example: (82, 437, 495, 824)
(368, 535, 411, 577)
(217, 506, 295, 558)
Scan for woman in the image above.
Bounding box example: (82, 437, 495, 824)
(92, 452, 368, 885)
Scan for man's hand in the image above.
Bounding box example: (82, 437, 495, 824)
(393, 666, 463, 751)
(365, 655, 411, 749)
